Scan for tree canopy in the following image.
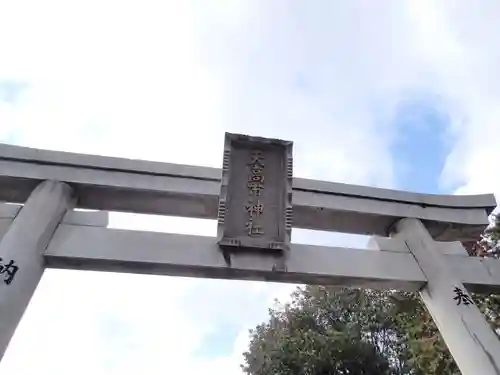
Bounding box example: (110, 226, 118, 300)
(242, 216, 500, 375)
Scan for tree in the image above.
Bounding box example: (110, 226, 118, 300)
(242, 216, 500, 375)
(242, 286, 414, 375)
(391, 292, 459, 374)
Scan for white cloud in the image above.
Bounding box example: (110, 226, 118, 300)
(0, 0, 420, 186)
(2, 1, 500, 374)
(0, 0, 228, 168)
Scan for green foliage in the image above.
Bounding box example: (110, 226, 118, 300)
(242, 287, 412, 375)
(242, 216, 500, 375)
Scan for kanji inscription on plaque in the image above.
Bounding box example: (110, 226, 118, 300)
(217, 133, 293, 252)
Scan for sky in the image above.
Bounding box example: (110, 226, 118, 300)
(0, 1, 500, 374)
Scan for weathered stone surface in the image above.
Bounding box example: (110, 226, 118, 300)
(0, 180, 74, 361)
(217, 133, 293, 252)
(393, 218, 500, 375)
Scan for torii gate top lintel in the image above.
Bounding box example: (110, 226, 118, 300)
(0, 141, 495, 242)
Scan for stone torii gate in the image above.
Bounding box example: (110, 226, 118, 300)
(0, 133, 499, 374)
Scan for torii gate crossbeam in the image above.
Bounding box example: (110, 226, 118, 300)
(0, 141, 499, 375)
(0, 142, 493, 241)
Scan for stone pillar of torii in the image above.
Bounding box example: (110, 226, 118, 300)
(0, 133, 499, 374)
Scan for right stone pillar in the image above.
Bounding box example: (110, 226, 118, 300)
(392, 218, 500, 375)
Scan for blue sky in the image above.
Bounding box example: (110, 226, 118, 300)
(0, 81, 28, 104)
(1, 1, 500, 374)
(391, 95, 452, 194)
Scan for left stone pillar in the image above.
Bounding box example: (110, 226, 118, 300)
(0, 180, 74, 362)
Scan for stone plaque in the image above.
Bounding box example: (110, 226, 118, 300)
(217, 133, 293, 252)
